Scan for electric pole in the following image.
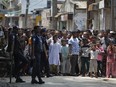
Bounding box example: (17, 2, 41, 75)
(25, 0, 30, 29)
(9, 0, 14, 28)
(51, 0, 57, 29)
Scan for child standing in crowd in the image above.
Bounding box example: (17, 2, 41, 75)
(61, 39, 70, 75)
(106, 41, 115, 78)
(49, 35, 61, 75)
(80, 39, 90, 76)
(96, 42, 104, 77)
(89, 44, 100, 78)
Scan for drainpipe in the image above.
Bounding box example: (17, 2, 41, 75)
(25, 0, 30, 29)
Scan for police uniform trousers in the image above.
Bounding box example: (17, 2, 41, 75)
(32, 53, 42, 81)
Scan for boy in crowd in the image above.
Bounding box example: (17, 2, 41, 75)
(80, 39, 90, 76)
(61, 39, 70, 75)
(49, 35, 61, 75)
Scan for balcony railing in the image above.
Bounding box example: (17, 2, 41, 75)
(0, 9, 7, 14)
(5, 10, 21, 17)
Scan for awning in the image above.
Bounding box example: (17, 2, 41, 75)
(88, 3, 99, 11)
(55, 13, 62, 18)
(55, 12, 73, 18)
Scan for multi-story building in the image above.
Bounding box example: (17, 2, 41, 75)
(88, 0, 116, 31)
(19, 0, 65, 29)
(5, 0, 21, 27)
(41, 0, 65, 29)
(0, 0, 8, 25)
(55, 0, 87, 31)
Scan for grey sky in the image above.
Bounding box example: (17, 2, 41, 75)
(21, 0, 65, 14)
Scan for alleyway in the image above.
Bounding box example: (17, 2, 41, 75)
(0, 76, 116, 87)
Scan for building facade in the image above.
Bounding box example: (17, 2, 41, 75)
(88, 0, 116, 31)
(0, 0, 7, 26)
(55, 0, 87, 31)
(5, 0, 21, 27)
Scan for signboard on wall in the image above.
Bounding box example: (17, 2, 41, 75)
(74, 12, 87, 31)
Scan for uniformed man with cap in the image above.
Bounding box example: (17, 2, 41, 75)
(31, 26, 45, 84)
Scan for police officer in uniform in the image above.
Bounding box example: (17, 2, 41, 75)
(31, 26, 45, 84)
(40, 29, 52, 77)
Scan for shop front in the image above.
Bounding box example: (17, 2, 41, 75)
(55, 13, 73, 31)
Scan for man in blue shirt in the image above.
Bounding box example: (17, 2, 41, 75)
(68, 31, 80, 75)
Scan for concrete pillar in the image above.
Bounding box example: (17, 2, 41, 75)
(111, 0, 115, 31)
(19, 16, 25, 28)
(93, 11, 99, 30)
(99, 9, 106, 30)
(51, 0, 57, 29)
(114, 0, 116, 31)
(25, 0, 29, 29)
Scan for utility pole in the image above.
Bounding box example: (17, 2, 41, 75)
(25, 0, 29, 29)
(87, 0, 90, 29)
(9, 0, 14, 28)
(51, 0, 57, 29)
(111, 0, 115, 31)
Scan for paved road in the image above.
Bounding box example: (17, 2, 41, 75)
(0, 76, 116, 87)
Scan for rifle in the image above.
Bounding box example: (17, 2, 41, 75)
(9, 35, 15, 83)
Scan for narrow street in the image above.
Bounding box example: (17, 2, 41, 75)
(0, 0, 116, 87)
(0, 76, 116, 87)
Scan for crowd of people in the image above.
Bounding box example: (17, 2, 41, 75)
(0, 25, 116, 84)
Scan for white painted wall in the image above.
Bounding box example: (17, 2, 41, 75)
(41, 9, 51, 29)
(19, 15, 33, 28)
(60, 0, 74, 13)
(99, 9, 111, 30)
(92, 11, 99, 30)
(105, 9, 111, 30)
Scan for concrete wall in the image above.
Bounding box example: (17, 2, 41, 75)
(92, 9, 111, 31)
(67, 20, 73, 31)
(19, 15, 33, 28)
(60, 0, 74, 13)
(92, 11, 99, 30)
(105, 9, 111, 30)
(114, 0, 116, 31)
(41, 9, 51, 29)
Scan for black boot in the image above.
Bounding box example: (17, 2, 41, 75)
(39, 79, 45, 84)
(16, 78, 25, 83)
(31, 79, 39, 84)
(46, 74, 53, 78)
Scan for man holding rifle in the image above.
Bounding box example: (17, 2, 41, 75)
(7, 26, 28, 83)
